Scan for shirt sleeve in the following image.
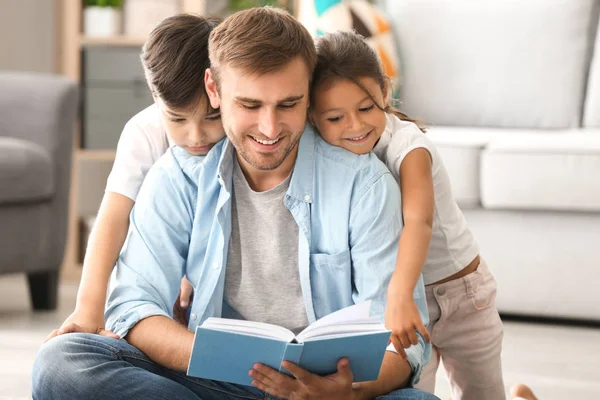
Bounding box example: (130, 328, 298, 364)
(385, 126, 435, 183)
(104, 150, 197, 338)
(348, 168, 431, 386)
(105, 120, 165, 201)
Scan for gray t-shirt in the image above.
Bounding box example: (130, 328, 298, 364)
(224, 157, 308, 332)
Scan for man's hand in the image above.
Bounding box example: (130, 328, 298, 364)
(250, 358, 361, 400)
(44, 309, 120, 343)
(173, 276, 194, 326)
(385, 294, 430, 360)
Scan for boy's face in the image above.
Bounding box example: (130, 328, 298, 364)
(310, 77, 387, 155)
(205, 57, 310, 172)
(156, 95, 225, 156)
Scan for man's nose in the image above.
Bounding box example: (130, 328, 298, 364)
(258, 108, 281, 139)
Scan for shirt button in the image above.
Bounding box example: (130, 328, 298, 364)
(436, 287, 446, 296)
(190, 313, 197, 321)
(304, 194, 311, 201)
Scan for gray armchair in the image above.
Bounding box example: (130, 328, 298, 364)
(0, 72, 78, 310)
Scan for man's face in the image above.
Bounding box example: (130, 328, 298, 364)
(205, 57, 310, 172)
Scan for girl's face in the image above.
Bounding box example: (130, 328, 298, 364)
(310, 77, 387, 155)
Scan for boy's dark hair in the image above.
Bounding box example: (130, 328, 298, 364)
(312, 30, 426, 132)
(141, 14, 222, 110)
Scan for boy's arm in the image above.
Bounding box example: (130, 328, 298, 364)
(349, 170, 429, 392)
(105, 152, 195, 347)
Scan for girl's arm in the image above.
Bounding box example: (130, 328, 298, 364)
(45, 192, 133, 342)
(386, 148, 434, 358)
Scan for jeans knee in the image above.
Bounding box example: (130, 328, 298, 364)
(32, 333, 97, 399)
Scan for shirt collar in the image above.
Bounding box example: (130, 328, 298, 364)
(215, 124, 316, 203)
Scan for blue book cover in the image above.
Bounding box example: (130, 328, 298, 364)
(187, 302, 391, 386)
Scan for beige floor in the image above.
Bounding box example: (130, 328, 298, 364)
(1, 273, 600, 399)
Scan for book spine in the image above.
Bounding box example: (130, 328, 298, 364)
(279, 342, 304, 376)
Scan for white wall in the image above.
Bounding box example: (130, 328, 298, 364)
(0, 0, 57, 73)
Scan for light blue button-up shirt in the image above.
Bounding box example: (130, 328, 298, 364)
(105, 124, 430, 384)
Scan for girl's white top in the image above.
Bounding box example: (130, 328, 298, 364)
(373, 113, 480, 284)
(106, 105, 172, 201)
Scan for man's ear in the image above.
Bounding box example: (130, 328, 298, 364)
(205, 68, 220, 109)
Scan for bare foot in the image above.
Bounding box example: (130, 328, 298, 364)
(511, 383, 538, 400)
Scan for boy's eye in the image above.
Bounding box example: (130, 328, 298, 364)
(327, 116, 343, 123)
(359, 104, 375, 113)
(205, 113, 221, 121)
(169, 118, 185, 124)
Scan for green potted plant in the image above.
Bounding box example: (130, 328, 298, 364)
(83, 0, 124, 37)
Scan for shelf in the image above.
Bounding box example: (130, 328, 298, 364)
(77, 149, 117, 161)
(80, 36, 146, 47)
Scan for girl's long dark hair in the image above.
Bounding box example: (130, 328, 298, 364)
(311, 30, 426, 133)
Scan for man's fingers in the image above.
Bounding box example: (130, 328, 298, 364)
(180, 278, 194, 307)
(416, 321, 431, 343)
(281, 361, 314, 385)
(336, 358, 353, 382)
(58, 322, 83, 335)
(43, 330, 59, 344)
(98, 329, 120, 339)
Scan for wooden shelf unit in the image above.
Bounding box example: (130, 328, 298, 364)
(58, 0, 206, 278)
(80, 36, 147, 47)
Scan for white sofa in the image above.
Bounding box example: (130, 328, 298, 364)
(381, 0, 600, 320)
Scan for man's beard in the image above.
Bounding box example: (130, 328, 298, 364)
(234, 130, 303, 171)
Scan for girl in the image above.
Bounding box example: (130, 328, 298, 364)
(309, 30, 504, 400)
(46, 14, 224, 342)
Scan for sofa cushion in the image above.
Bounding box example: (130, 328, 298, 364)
(0, 137, 54, 204)
(381, 0, 599, 129)
(584, 14, 600, 128)
(427, 127, 526, 208)
(481, 132, 600, 211)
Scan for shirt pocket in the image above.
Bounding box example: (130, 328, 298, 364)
(309, 249, 353, 319)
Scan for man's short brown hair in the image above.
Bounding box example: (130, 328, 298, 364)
(141, 14, 221, 110)
(208, 7, 317, 89)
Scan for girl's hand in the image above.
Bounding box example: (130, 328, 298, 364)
(385, 295, 431, 360)
(45, 309, 119, 343)
(173, 276, 194, 325)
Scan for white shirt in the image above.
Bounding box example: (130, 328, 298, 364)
(106, 104, 173, 201)
(373, 113, 480, 284)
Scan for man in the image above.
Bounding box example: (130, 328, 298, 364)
(32, 7, 435, 400)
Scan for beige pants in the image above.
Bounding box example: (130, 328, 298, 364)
(415, 259, 505, 400)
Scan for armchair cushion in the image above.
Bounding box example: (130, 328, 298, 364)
(0, 137, 54, 204)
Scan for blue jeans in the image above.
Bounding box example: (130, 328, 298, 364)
(32, 333, 439, 400)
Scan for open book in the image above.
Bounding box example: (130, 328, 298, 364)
(187, 301, 391, 386)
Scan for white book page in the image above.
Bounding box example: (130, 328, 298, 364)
(202, 318, 296, 342)
(297, 322, 387, 342)
(298, 301, 373, 339)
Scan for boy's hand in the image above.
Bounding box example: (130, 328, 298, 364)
(385, 295, 431, 360)
(44, 309, 119, 343)
(173, 276, 194, 326)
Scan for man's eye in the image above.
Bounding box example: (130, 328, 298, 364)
(359, 104, 375, 112)
(279, 103, 298, 109)
(241, 104, 260, 110)
(327, 116, 343, 123)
